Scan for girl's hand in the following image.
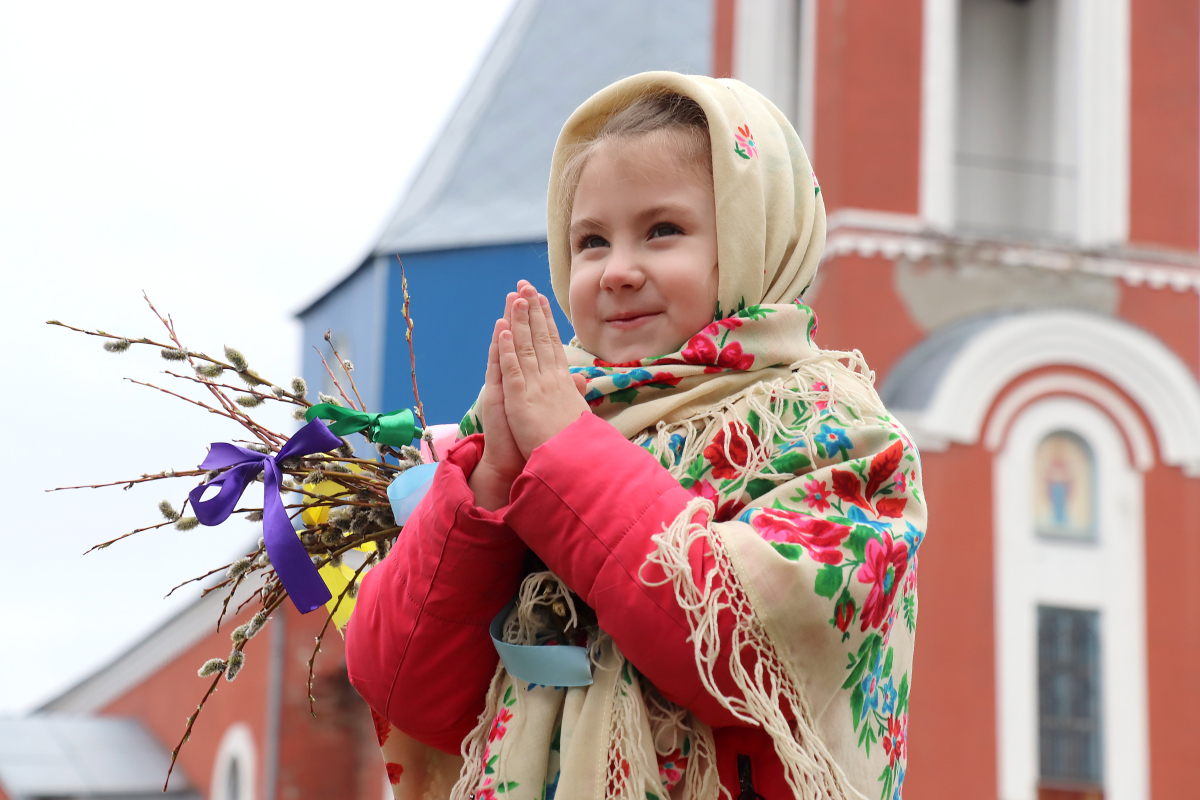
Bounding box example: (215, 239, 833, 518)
(468, 294, 526, 511)
(498, 283, 590, 460)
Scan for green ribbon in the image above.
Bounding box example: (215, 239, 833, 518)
(304, 404, 422, 448)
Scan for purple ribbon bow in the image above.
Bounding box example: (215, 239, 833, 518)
(188, 419, 342, 613)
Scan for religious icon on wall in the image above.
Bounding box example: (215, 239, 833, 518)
(1033, 430, 1096, 541)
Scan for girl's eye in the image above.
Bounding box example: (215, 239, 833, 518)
(649, 223, 682, 239)
(578, 234, 609, 250)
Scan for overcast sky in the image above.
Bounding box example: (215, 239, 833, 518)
(0, 0, 516, 714)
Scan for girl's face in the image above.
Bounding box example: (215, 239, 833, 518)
(568, 137, 718, 364)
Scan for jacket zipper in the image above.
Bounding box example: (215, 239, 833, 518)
(737, 754, 767, 800)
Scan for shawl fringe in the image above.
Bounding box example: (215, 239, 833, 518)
(637, 353, 884, 800)
(641, 496, 861, 800)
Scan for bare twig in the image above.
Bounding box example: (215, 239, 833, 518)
(49, 469, 204, 492)
(324, 331, 366, 412)
(163, 594, 286, 790)
(125, 379, 287, 446)
(165, 672, 222, 792)
(306, 555, 372, 716)
(164, 563, 232, 598)
(84, 520, 175, 554)
(163, 370, 308, 407)
(143, 292, 286, 448)
(398, 259, 438, 462)
(216, 575, 244, 632)
(312, 346, 357, 410)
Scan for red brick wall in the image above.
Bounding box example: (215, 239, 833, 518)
(276, 606, 385, 800)
(104, 604, 269, 797)
(712, 0, 736, 78)
(1142, 462, 1200, 799)
(1118, 283, 1200, 380)
(103, 602, 385, 800)
(902, 443, 998, 800)
(1130, 0, 1200, 250)
(813, 0, 923, 213)
(808, 254, 925, 383)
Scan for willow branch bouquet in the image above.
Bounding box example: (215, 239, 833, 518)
(47, 269, 433, 788)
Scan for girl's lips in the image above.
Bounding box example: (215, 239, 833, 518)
(605, 312, 661, 330)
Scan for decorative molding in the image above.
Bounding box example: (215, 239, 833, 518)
(824, 208, 1200, 292)
(919, 0, 957, 230)
(212, 722, 258, 800)
(995, 397, 1150, 800)
(884, 310, 1200, 476)
(983, 373, 1155, 471)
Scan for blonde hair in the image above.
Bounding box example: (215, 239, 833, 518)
(555, 92, 712, 218)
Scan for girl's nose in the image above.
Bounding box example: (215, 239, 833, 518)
(598, 245, 646, 292)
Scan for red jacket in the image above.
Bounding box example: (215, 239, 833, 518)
(346, 412, 789, 798)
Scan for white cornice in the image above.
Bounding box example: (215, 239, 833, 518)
(824, 209, 1200, 293)
(39, 579, 264, 714)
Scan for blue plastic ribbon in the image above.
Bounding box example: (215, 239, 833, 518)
(489, 600, 594, 688)
(188, 419, 342, 613)
(386, 462, 439, 525)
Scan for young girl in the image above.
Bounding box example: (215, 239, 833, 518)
(347, 72, 925, 800)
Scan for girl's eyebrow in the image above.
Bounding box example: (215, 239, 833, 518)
(569, 217, 608, 237)
(633, 203, 696, 223)
(571, 203, 697, 237)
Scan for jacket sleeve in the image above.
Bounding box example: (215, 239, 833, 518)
(503, 413, 750, 729)
(345, 434, 527, 753)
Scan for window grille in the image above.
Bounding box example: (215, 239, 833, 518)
(1038, 606, 1103, 789)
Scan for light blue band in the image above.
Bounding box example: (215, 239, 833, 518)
(386, 462, 439, 525)
(489, 600, 594, 687)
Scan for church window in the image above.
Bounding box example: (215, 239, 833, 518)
(1038, 606, 1103, 794)
(225, 757, 242, 800)
(956, 0, 1076, 239)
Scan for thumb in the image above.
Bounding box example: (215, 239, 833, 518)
(572, 373, 588, 397)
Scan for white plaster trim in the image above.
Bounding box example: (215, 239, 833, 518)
(899, 311, 1200, 476)
(733, 0, 801, 123)
(1072, 0, 1131, 247)
(994, 398, 1149, 800)
(984, 373, 1155, 471)
(920, 0, 957, 230)
(212, 722, 258, 800)
(823, 208, 1200, 292)
(797, 0, 817, 156)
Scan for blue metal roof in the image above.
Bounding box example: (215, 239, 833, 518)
(372, 0, 712, 255)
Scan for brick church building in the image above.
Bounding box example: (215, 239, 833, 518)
(6, 2, 1197, 799)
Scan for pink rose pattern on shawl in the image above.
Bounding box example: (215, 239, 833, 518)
(477, 685, 520, 799)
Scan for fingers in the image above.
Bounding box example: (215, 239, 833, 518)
(539, 294, 570, 371)
(510, 296, 541, 376)
(521, 285, 557, 370)
(497, 328, 527, 398)
(485, 319, 505, 389)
